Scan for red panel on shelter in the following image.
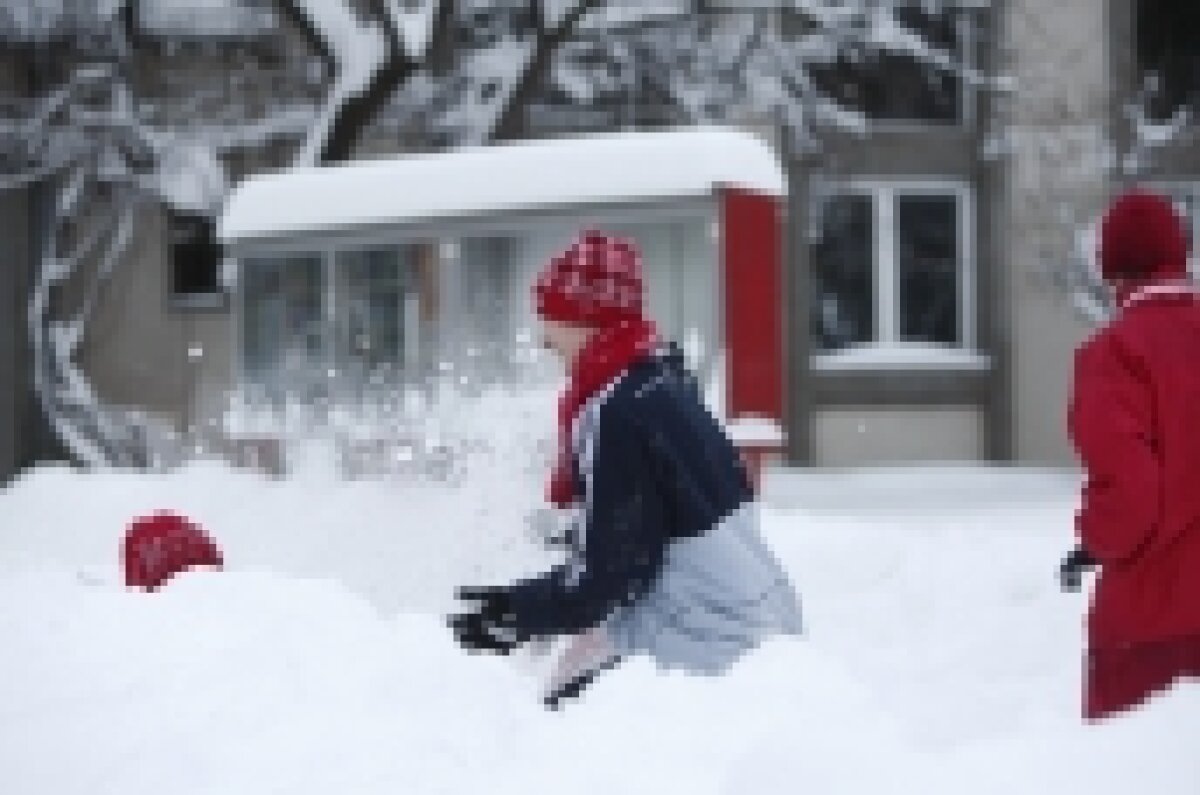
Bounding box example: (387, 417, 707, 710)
(720, 186, 784, 422)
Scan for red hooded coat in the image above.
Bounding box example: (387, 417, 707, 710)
(1069, 191, 1200, 718)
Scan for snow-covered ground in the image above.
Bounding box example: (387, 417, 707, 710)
(1, 458, 1198, 794)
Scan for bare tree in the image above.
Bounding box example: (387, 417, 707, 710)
(0, 0, 984, 469)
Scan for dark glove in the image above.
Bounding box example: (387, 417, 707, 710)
(448, 585, 527, 654)
(1059, 546, 1098, 593)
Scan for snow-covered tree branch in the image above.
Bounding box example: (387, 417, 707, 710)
(0, 0, 992, 469)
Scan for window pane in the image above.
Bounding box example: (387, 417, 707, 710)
(169, 210, 222, 299)
(460, 236, 515, 370)
(897, 195, 960, 345)
(813, 194, 874, 350)
(336, 246, 419, 383)
(241, 254, 324, 398)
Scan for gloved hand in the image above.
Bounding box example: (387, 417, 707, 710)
(448, 585, 526, 654)
(1059, 546, 1098, 593)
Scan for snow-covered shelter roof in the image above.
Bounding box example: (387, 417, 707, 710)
(218, 128, 785, 243)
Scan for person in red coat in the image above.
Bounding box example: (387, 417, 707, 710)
(1067, 189, 1200, 720)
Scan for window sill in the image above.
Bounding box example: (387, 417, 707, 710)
(169, 292, 229, 312)
(725, 415, 786, 447)
(813, 345, 991, 373)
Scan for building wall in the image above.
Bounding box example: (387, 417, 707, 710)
(0, 186, 30, 483)
(997, 0, 1110, 465)
(780, 1, 1127, 469)
(77, 203, 235, 434)
(786, 115, 998, 464)
(815, 406, 985, 466)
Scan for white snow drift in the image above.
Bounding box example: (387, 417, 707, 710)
(1, 462, 1198, 794)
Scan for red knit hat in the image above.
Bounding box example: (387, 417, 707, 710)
(122, 511, 223, 591)
(1099, 190, 1190, 283)
(533, 230, 645, 326)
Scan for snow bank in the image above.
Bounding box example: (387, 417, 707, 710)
(2, 465, 1199, 793)
(219, 127, 785, 242)
(0, 456, 556, 618)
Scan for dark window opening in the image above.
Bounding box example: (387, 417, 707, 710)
(169, 210, 224, 305)
(897, 195, 960, 346)
(813, 194, 875, 351)
(1136, 0, 1200, 120)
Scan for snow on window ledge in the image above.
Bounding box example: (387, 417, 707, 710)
(813, 344, 991, 373)
(725, 415, 786, 447)
(169, 292, 229, 312)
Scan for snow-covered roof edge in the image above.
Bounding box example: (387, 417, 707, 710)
(219, 127, 785, 243)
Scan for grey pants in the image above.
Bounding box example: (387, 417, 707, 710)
(605, 501, 803, 674)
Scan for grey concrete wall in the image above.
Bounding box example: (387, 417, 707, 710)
(1, 52, 32, 481)
(0, 186, 30, 483)
(783, 148, 815, 466)
(77, 202, 234, 434)
(997, 0, 1110, 465)
(814, 406, 986, 466)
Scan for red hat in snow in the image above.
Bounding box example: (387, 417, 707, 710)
(122, 511, 223, 591)
(1099, 189, 1190, 283)
(533, 230, 645, 326)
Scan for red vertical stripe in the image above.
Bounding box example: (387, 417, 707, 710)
(720, 186, 784, 422)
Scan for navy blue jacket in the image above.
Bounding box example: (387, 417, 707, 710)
(505, 346, 754, 638)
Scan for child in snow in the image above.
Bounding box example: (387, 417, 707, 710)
(1067, 189, 1200, 720)
(449, 230, 802, 707)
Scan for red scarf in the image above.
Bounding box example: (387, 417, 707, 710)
(548, 318, 659, 507)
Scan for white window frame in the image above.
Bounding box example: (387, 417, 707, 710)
(813, 178, 988, 372)
(231, 243, 426, 409)
(231, 250, 328, 400)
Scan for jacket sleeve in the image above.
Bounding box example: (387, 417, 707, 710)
(503, 405, 669, 638)
(1068, 339, 1161, 564)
